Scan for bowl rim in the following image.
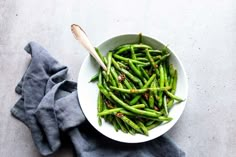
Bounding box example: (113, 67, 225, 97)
(77, 34, 188, 143)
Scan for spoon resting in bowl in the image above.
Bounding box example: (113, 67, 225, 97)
(71, 24, 107, 71)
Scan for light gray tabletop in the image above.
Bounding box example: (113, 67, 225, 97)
(0, 0, 236, 157)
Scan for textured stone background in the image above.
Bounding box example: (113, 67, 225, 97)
(0, 0, 236, 156)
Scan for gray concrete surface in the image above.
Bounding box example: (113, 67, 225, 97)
(0, 0, 236, 156)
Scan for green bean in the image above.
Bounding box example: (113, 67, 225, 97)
(140, 98, 148, 107)
(102, 79, 110, 91)
(89, 70, 100, 82)
(108, 72, 117, 87)
(130, 74, 156, 105)
(169, 64, 175, 77)
(102, 71, 109, 82)
(143, 108, 162, 116)
(171, 70, 177, 94)
(148, 93, 154, 108)
(123, 121, 135, 135)
(132, 44, 153, 50)
(123, 79, 132, 89)
(140, 66, 150, 80)
(98, 68, 102, 85)
(98, 104, 146, 116)
(98, 108, 123, 116)
(115, 117, 128, 133)
(114, 43, 152, 53)
(163, 95, 168, 116)
(106, 115, 114, 123)
(104, 56, 108, 65)
(97, 84, 111, 100)
(153, 78, 159, 101)
(115, 45, 130, 55)
(167, 99, 174, 109)
(158, 64, 164, 107)
(163, 63, 169, 87)
(161, 45, 169, 54)
(148, 66, 153, 76)
(145, 120, 156, 126)
(145, 49, 159, 76)
(155, 53, 170, 64)
(136, 120, 149, 136)
(116, 113, 142, 133)
(132, 104, 146, 108)
(128, 127, 136, 135)
(98, 117, 102, 126)
(106, 52, 112, 75)
(120, 110, 136, 116)
(114, 44, 128, 51)
(97, 92, 103, 113)
(138, 116, 165, 121)
(164, 90, 183, 102)
(95, 47, 105, 63)
(111, 58, 121, 71)
(112, 118, 119, 132)
(113, 54, 148, 65)
(131, 45, 136, 60)
(135, 53, 146, 57)
(153, 55, 162, 61)
(102, 96, 108, 121)
(117, 61, 128, 69)
(136, 57, 149, 62)
(147, 121, 162, 130)
(158, 116, 173, 122)
(145, 49, 157, 68)
(110, 86, 171, 94)
(148, 49, 162, 53)
(169, 77, 174, 89)
(137, 80, 143, 88)
(110, 67, 123, 88)
(127, 78, 137, 89)
(109, 92, 161, 118)
(128, 60, 142, 79)
(120, 68, 140, 83)
(149, 81, 155, 108)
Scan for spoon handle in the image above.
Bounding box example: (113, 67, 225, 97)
(71, 24, 107, 71)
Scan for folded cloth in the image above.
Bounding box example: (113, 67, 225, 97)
(11, 42, 185, 157)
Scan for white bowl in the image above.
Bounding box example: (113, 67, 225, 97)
(77, 34, 188, 143)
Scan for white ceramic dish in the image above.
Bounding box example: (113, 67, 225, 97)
(77, 34, 188, 143)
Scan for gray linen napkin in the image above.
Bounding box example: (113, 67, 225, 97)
(11, 42, 185, 157)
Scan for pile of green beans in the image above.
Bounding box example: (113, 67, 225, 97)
(90, 35, 183, 136)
